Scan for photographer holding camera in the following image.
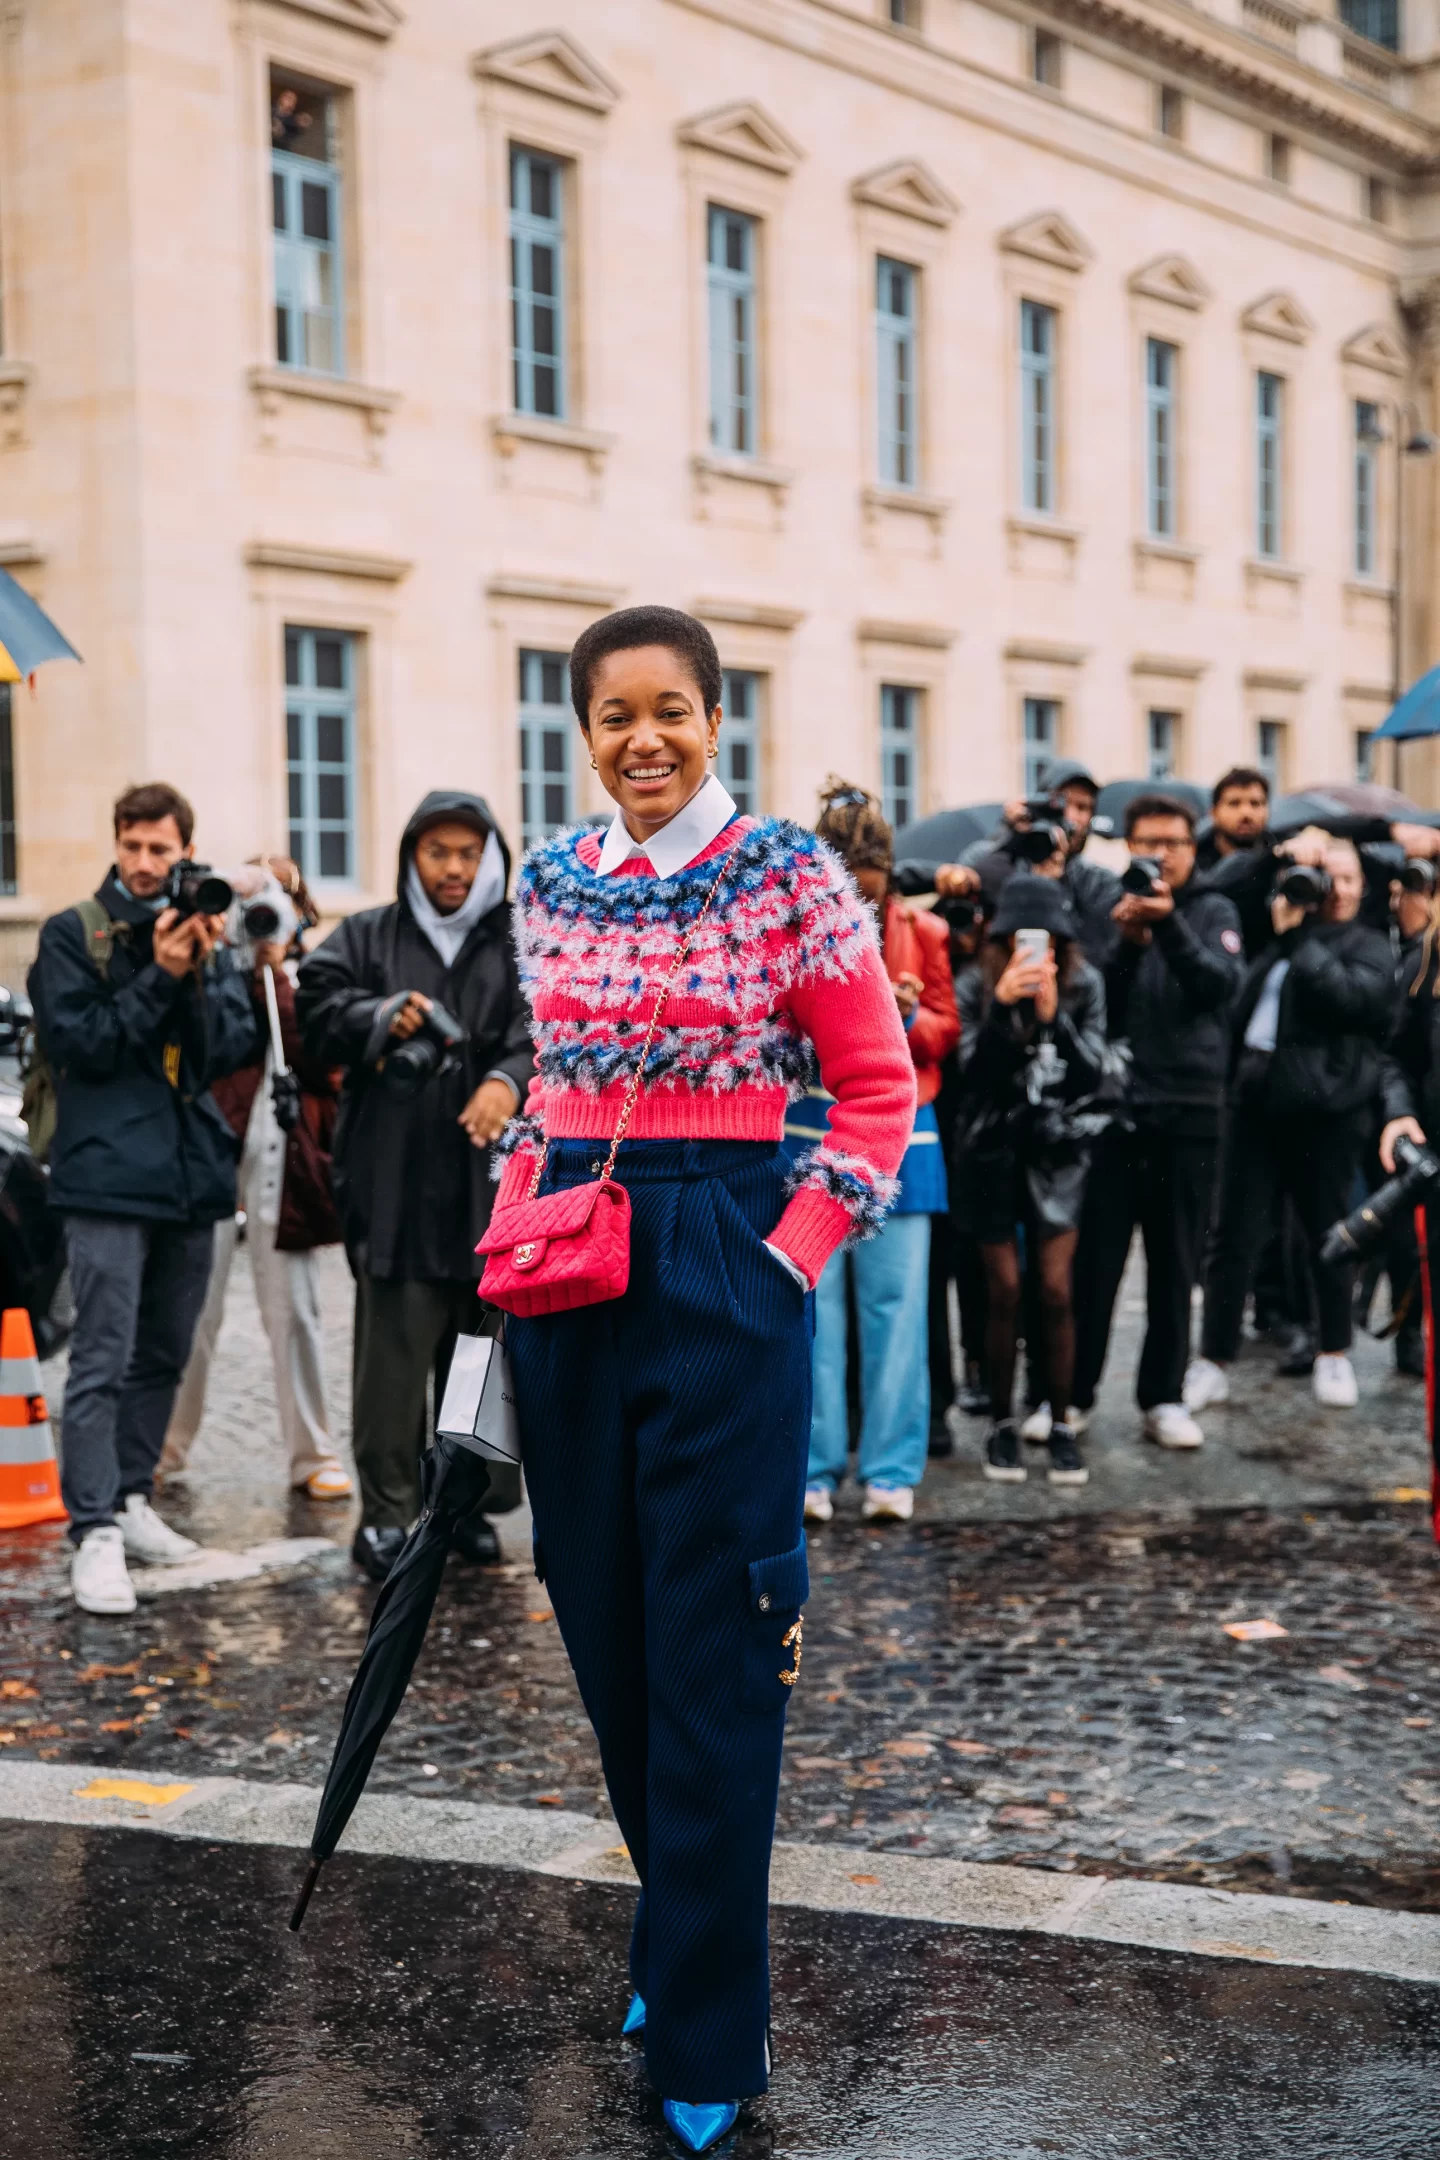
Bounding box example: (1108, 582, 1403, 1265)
(297, 791, 533, 1581)
(936, 761, 1122, 970)
(27, 781, 258, 1613)
(1070, 793, 1243, 1451)
(1186, 837, 1397, 1414)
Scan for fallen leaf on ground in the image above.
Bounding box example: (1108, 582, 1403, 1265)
(1374, 1488, 1429, 1504)
(535, 1793, 563, 1806)
(1224, 1619, 1288, 1642)
(995, 1805, 1051, 1827)
(946, 1739, 993, 1756)
(1317, 1664, 1367, 1692)
(1, 1681, 38, 1699)
(78, 1661, 141, 1682)
(264, 1730, 296, 1745)
(526, 1611, 553, 1624)
(849, 1874, 879, 1886)
(99, 1720, 135, 1734)
(883, 1739, 933, 1758)
(126, 1686, 158, 1699)
(1047, 1791, 1069, 1805)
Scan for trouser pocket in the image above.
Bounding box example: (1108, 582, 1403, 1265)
(743, 1537, 809, 1714)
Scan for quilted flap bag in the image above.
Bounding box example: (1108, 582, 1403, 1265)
(479, 831, 742, 1320)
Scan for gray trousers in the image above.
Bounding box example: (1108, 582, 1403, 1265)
(352, 1273, 521, 1529)
(59, 1213, 215, 1542)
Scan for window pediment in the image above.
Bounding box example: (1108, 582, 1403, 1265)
(999, 211, 1091, 273)
(676, 101, 803, 175)
(472, 29, 621, 114)
(265, 0, 402, 36)
(1340, 321, 1407, 377)
(851, 159, 959, 228)
(1241, 290, 1315, 346)
(1128, 253, 1210, 312)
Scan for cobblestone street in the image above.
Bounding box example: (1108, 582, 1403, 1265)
(2, 1242, 1438, 1909)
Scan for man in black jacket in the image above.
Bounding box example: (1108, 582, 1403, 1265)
(1186, 838, 1397, 1414)
(297, 791, 533, 1580)
(1070, 794, 1243, 1450)
(937, 759, 1124, 970)
(28, 782, 258, 1615)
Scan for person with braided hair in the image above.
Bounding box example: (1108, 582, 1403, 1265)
(794, 782, 959, 1525)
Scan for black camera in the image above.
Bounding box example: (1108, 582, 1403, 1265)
(161, 861, 234, 918)
(378, 999, 467, 1100)
(1274, 862, 1331, 910)
(1398, 858, 1438, 897)
(1121, 855, 1165, 898)
(1003, 796, 1070, 867)
(1321, 1133, 1440, 1267)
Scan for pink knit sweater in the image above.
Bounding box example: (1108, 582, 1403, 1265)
(494, 814, 917, 1285)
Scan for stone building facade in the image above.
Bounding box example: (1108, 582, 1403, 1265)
(2, 0, 1440, 943)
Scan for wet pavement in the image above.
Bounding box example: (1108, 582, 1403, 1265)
(3, 1243, 1440, 2154)
(2, 1820, 1437, 2160)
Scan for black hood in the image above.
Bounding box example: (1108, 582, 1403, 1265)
(395, 790, 511, 901)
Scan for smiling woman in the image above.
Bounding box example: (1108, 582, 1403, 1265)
(491, 604, 916, 2151)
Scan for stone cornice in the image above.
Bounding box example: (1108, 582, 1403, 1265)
(669, 0, 1436, 178)
(245, 542, 411, 581)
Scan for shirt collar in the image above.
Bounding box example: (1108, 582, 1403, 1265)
(596, 773, 738, 880)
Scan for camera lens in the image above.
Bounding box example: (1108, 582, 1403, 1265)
(243, 899, 282, 939)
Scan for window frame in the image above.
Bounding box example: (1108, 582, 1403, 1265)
(518, 647, 574, 851)
(879, 682, 922, 833)
(1032, 28, 1063, 88)
(285, 625, 359, 885)
(1355, 727, 1375, 782)
(0, 683, 15, 896)
(270, 74, 346, 378)
(875, 255, 919, 489)
(509, 143, 569, 422)
(1257, 718, 1287, 790)
(1255, 369, 1285, 561)
(1022, 695, 1060, 796)
(1354, 399, 1381, 579)
(707, 202, 760, 457)
(1019, 298, 1058, 515)
(719, 668, 764, 815)
(1146, 707, 1180, 782)
(1156, 83, 1184, 141)
(1145, 335, 1179, 541)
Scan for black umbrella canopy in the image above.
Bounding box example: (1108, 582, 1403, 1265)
(1092, 778, 1209, 836)
(288, 1435, 494, 1929)
(893, 804, 1004, 874)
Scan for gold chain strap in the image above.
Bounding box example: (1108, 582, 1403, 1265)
(526, 832, 744, 1200)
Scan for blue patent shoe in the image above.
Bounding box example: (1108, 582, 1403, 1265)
(621, 1991, 646, 2037)
(662, 2098, 739, 2153)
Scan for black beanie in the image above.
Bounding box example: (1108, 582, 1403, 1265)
(989, 872, 1081, 944)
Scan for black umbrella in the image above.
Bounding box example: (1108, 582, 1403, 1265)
(288, 1434, 493, 1929)
(893, 804, 1004, 887)
(1092, 777, 1208, 836)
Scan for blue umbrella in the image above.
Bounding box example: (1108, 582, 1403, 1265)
(1373, 665, 1440, 742)
(0, 566, 81, 683)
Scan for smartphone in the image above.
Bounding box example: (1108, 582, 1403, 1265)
(1014, 927, 1051, 961)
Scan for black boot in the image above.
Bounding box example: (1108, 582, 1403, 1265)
(451, 1514, 501, 1565)
(983, 1421, 1026, 1483)
(351, 1524, 406, 1583)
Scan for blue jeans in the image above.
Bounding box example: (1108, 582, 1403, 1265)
(807, 1211, 931, 1492)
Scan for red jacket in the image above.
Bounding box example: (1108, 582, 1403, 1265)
(883, 897, 960, 1109)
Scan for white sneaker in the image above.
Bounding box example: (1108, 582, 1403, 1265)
(861, 1483, 914, 1522)
(72, 1526, 137, 1615)
(1182, 1358, 1230, 1412)
(803, 1484, 834, 1524)
(1019, 1402, 1051, 1443)
(117, 1492, 199, 1566)
(1143, 1402, 1205, 1451)
(1313, 1354, 1359, 1408)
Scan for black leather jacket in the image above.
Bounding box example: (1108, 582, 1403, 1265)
(953, 957, 1114, 1155)
(1232, 918, 1397, 1117)
(1104, 876, 1243, 1126)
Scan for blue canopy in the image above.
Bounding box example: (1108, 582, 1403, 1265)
(1374, 665, 1440, 741)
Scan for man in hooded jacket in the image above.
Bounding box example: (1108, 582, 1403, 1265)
(297, 792, 534, 1580)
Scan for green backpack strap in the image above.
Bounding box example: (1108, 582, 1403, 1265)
(72, 895, 117, 978)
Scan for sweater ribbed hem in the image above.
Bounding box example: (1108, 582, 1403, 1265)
(532, 1084, 789, 1144)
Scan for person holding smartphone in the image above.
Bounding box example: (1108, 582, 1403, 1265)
(950, 878, 1114, 1485)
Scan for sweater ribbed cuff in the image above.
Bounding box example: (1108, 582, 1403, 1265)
(766, 1189, 856, 1288)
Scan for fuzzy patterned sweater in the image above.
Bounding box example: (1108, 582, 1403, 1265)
(494, 814, 917, 1285)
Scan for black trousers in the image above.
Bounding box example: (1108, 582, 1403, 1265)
(1201, 1104, 1366, 1362)
(927, 1210, 955, 1417)
(1073, 1125, 1217, 1413)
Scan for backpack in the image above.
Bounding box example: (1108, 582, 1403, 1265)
(22, 898, 121, 1164)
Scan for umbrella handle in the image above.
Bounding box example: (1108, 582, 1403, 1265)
(288, 1855, 323, 1932)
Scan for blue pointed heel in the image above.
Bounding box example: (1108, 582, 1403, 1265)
(662, 2098, 739, 2153)
(621, 1990, 646, 2037)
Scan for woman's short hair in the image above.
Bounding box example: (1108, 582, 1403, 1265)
(568, 605, 722, 724)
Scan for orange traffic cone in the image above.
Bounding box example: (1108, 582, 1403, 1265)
(0, 1307, 66, 1528)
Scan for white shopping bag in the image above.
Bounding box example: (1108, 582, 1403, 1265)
(436, 1327, 521, 1466)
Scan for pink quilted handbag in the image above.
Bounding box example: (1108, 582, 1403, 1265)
(478, 831, 742, 1320)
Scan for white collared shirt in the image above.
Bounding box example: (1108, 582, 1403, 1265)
(596, 772, 738, 880)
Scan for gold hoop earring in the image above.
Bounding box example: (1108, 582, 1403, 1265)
(590, 756, 598, 771)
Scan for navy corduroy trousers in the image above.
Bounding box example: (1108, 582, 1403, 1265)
(509, 1138, 813, 2104)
